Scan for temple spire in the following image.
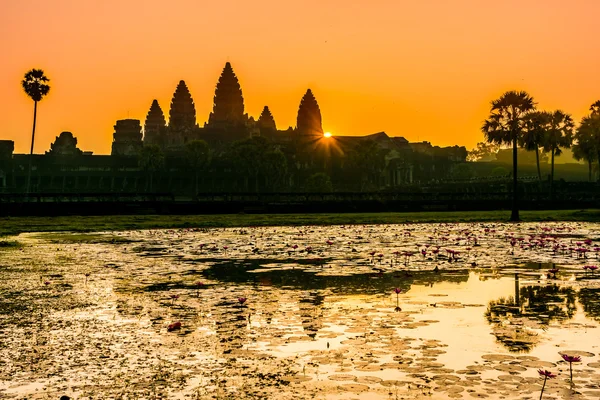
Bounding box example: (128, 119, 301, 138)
(144, 99, 166, 145)
(296, 89, 323, 137)
(257, 106, 276, 131)
(168, 80, 196, 131)
(207, 62, 245, 126)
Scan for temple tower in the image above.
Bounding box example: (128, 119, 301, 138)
(207, 62, 246, 127)
(168, 80, 196, 132)
(144, 99, 166, 146)
(111, 119, 143, 156)
(46, 132, 83, 156)
(296, 89, 323, 139)
(257, 106, 276, 131)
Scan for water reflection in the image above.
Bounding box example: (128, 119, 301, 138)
(486, 274, 579, 352)
(200, 261, 470, 294)
(579, 288, 600, 321)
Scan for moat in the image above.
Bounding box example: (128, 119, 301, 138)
(1, 222, 600, 399)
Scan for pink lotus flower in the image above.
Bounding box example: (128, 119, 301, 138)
(538, 368, 556, 399)
(393, 288, 402, 294)
(238, 297, 247, 305)
(561, 354, 581, 363)
(561, 354, 581, 385)
(44, 281, 50, 286)
(538, 369, 556, 378)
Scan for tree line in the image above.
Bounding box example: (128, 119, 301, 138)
(480, 91, 600, 221)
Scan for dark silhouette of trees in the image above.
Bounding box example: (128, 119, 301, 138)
(481, 91, 535, 221)
(263, 149, 288, 191)
(185, 140, 210, 197)
(22, 69, 51, 193)
(520, 111, 549, 181)
(543, 110, 574, 194)
(305, 172, 332, 193)
(573, 116, 599, 181)
(347, 140, 388, 191)
(227, 137, 287, 192)
(590, 100, 600, 116)
(466, 141, 499, 162)
(138, 145, 165, 191)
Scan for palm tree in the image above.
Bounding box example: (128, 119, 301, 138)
(520, 111, 550, 181)
(185, 140, 210, 198)
(590, 100, 600, 116)
(574, 115, 600, 181)
(22, 69, 51, 193)
(138, 145, 165, 191)
(481, 91, 535, 221)
(542, 110, 574, 194)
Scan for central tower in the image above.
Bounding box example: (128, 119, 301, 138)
(296, 89, 323, 140)
(207, 62, 246, 127)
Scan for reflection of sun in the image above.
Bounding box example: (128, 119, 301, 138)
(324, 132, 332, 138)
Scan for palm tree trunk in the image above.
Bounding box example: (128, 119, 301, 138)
(597, 152, 600, 182)
(550, 148, 555, 199)
(511, 136, 519, 222)
(589, 161, 593, 182)
(26, 100, 38, 194)
(535, 146, 541, 181)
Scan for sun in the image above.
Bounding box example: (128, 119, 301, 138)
(324, 132, 332, 138)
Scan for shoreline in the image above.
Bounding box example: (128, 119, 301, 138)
(1, 209, 599, 236)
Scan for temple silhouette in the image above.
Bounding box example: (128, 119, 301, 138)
(0, 62, 468, 193)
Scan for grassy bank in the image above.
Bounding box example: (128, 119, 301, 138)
(1, 209, 599, 236)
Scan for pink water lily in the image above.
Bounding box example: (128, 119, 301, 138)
(538, 369, 556, 400)
(561, 354, 581, 385)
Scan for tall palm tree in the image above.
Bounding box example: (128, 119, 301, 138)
(482, 91, 535, 221)
(572, 120, 598, 181)
(542, 110, 574, 194)
(22, 69, 51, 194)
(520, 111, 550, 181)
(138, 145, 165, 191)
(574, 114, 600, 181)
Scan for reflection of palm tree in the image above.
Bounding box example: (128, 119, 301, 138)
(578, 288, 600, 321)
(486, 282, 577, 352)
(22, 69, 51, 194)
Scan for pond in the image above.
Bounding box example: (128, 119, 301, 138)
(1, 222, 600, 399)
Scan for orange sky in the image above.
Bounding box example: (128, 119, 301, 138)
(1, 0, 599, 155)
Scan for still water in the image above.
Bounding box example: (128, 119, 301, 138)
(1, 222, 599, 399)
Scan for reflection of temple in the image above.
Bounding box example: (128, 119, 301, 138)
(0, 62, 467, 192)
(299, 291, 325, 339)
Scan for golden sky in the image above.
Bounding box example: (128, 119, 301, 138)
(1, 0, 599, 155)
